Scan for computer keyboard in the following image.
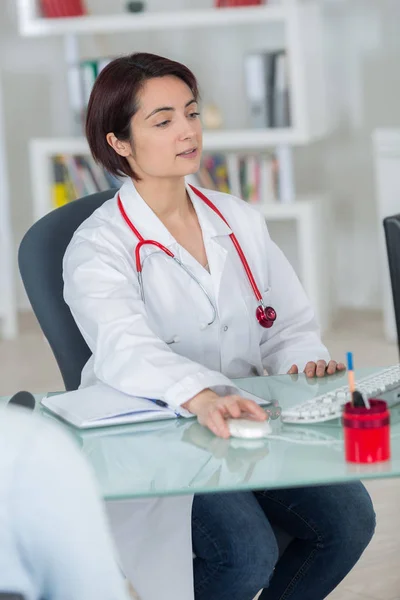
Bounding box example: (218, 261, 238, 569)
(281, 365, 400, 424)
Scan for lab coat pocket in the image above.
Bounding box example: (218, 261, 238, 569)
(262, 286, 272, 301)
(240, 291, 264, 374)
(165, 334, 181, 345)
(250, 287, 274, 362)
(261, 286, 276, 332)
(156, 322, 182, 346)
(244, 286, 273, 327)
(145, 310, 183, 348)
(262, 287, 273, 311)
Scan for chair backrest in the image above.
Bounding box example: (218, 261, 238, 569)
(383, 214, 400, 357)
(18, 189, 118, 391)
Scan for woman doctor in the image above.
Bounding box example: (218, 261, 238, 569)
(63, 52, 375, 600)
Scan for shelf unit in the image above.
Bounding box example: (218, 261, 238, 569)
(17, 0, 332, 331)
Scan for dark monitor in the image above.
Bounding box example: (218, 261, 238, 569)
(383, 214, 400, 358)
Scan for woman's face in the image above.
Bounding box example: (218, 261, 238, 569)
(129, 75, 202, 180)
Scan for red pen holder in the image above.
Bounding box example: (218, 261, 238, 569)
(342, 399, 391, 463)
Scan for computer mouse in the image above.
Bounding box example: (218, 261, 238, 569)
(227, 418, 272, 439)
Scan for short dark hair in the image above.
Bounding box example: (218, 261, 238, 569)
(85, 52, 199, 180)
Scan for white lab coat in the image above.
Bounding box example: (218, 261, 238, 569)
(63, 178, 329, 599)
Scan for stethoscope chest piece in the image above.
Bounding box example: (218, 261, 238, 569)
(256, 304, 277, 329)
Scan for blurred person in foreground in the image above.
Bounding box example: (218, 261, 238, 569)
(0, 404, 139, 600)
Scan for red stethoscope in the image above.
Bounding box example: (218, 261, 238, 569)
(118, 184, 277, 329)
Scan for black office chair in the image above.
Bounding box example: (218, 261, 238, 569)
(383, 214, 400, 357)
(18, 189, 118, 391)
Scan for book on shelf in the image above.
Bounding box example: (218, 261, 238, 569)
(50, 154, 122, 209)
(50, 151, 281, 211)
(244, 50, 291, 129)
(189, 153, 279, 205)
(40, 0, 87, 18)
(67, 57, 112, 134)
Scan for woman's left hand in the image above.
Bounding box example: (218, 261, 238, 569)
(287, 360, 346, 378)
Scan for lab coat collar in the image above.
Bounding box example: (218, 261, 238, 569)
(117, 179, 232, 248)
(186, 184, 232, 240)
(118, 179, 176, 248)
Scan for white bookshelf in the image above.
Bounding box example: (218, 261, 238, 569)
(0, 78, 18, 340)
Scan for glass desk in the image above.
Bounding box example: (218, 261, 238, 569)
(3, 367, 400, 501)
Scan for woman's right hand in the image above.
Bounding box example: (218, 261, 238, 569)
(182, 389, 267, 438)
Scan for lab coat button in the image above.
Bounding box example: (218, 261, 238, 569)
(223, 325, 228, 332)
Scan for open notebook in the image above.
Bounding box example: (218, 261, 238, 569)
(40, 382, 270, 429)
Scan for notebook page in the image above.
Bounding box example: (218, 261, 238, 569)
(41, 383, 174, 427)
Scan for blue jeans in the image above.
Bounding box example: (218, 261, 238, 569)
(192, 482, 375, 600)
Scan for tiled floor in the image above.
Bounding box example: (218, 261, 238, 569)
(1, 309, 400, 600)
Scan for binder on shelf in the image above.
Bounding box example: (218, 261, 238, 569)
(272, 50, 291, 127)
(67, 63, 85, 135)
(66, 57, 114, 135)
(80, 58, 112, 106)
(244, 49, 291, 129)
(80, 60, 98, 106)
(244, 52, 272, 129)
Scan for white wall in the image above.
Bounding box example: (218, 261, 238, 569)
(0, 56, 17, 338)
(295, 0, 400, 312)
(0, 1, 66, 310)
(2, 0, 400, 314)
